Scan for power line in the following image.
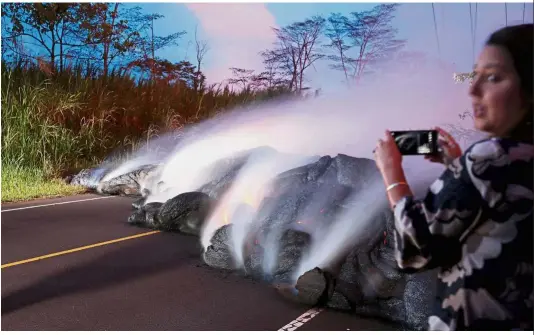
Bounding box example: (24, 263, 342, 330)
(505, 3, 508, 26)
(432, 3, 441, 59)
(473, 2, 478, 40)
(469, 3, 475, 63)
(473, 2, 478, 63)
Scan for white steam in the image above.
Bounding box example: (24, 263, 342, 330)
(294, 176, 388, 281)
(99, 62, 479, 280)
(199, 149, 315, 256)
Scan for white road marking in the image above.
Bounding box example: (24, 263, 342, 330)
(278, 308, 324, 331)
(1, 196, 116, 213)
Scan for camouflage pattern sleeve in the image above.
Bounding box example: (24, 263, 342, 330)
(392, 137, 534, 330)
(391, 145, 485, 272)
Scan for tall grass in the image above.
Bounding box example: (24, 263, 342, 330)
(1, 60, 291, 201)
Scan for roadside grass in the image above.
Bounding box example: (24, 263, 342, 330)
(1, 60, 294, 203)
(1, 165, 86, 203)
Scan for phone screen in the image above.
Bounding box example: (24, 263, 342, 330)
(390, 130, 438, 155)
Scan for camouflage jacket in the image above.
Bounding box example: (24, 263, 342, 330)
(392, 137, 533, 330)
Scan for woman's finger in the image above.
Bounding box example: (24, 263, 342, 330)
(438, 137, 458, 153)
(384, 129, 395, 142)
(438, 127, 455, 144)
(438, 132, 452, 146)
(373, 139, 382, 154)
(424, 153, 442, 162)
(436, 126, 448, 136)
(377, 139, 384, 147)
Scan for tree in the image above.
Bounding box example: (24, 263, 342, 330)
(127, 58, 197, 86)
(132, 12, 186, 64)
(324, 13, 351, 82)
(78, 3, 141, 78)
(129, 13, 185, 81)
(21, 3, 189, 79)
(1, 3, 101, 73)
(324, 4, 405, 85)
(227, 65, 290, 93)
(251, 64, 289, 91)
(258, 54, 286, 89)
(228, 67, 255, 91)
(0, 3, 168, 77)
(193, 25, 209, 92)
(261, 16, 326, 92)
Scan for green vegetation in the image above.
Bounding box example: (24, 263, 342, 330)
(1, 165, 85, 203)
(0, 61, 292, 202)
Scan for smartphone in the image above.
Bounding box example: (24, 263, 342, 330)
(390, 130, 439, 155)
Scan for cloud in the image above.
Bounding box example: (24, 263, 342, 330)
(185, 3, 278, 85)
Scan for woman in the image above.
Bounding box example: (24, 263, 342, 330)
(374, 23, 533, 331)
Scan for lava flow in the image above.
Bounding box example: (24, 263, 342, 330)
(90, 61, 479, 331)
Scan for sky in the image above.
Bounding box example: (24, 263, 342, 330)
(3, 1, 532, 91)
(136, 1, 533, 91)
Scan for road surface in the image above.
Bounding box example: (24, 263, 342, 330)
(1, 194, 398, 331)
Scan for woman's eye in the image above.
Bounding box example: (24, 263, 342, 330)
(487, 74, 499, 82)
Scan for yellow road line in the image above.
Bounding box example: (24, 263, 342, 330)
(1, 230, 161, 269)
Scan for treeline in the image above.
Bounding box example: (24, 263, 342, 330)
(229, 3, 421, 91)
(2, 3, 415, 93)
(0, 3, 414, 178)
(1, 3, 200, 84)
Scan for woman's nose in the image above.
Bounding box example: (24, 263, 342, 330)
(468, 78, 481, 98)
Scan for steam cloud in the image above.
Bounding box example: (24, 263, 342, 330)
(100, 61, 479, 281)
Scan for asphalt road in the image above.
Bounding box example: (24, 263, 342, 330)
(1, 194, 398, 331)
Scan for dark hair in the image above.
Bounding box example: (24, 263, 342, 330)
(485, 23, 533, 143)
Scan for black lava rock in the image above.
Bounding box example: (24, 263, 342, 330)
(127, 201, 163, 228)
(156, 191, 214, 235)
(109, 148, 435, 330)
(203, 224, 237, 270)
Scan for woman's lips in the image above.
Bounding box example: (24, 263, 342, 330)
(473, 104, 486, 118)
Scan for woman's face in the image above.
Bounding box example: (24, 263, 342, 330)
(469, 45, 526, 136)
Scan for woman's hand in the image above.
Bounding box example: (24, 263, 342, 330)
(374, 130, 404, 185)
(424, 127, 462, 165)
(374, 130, 412, 209)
